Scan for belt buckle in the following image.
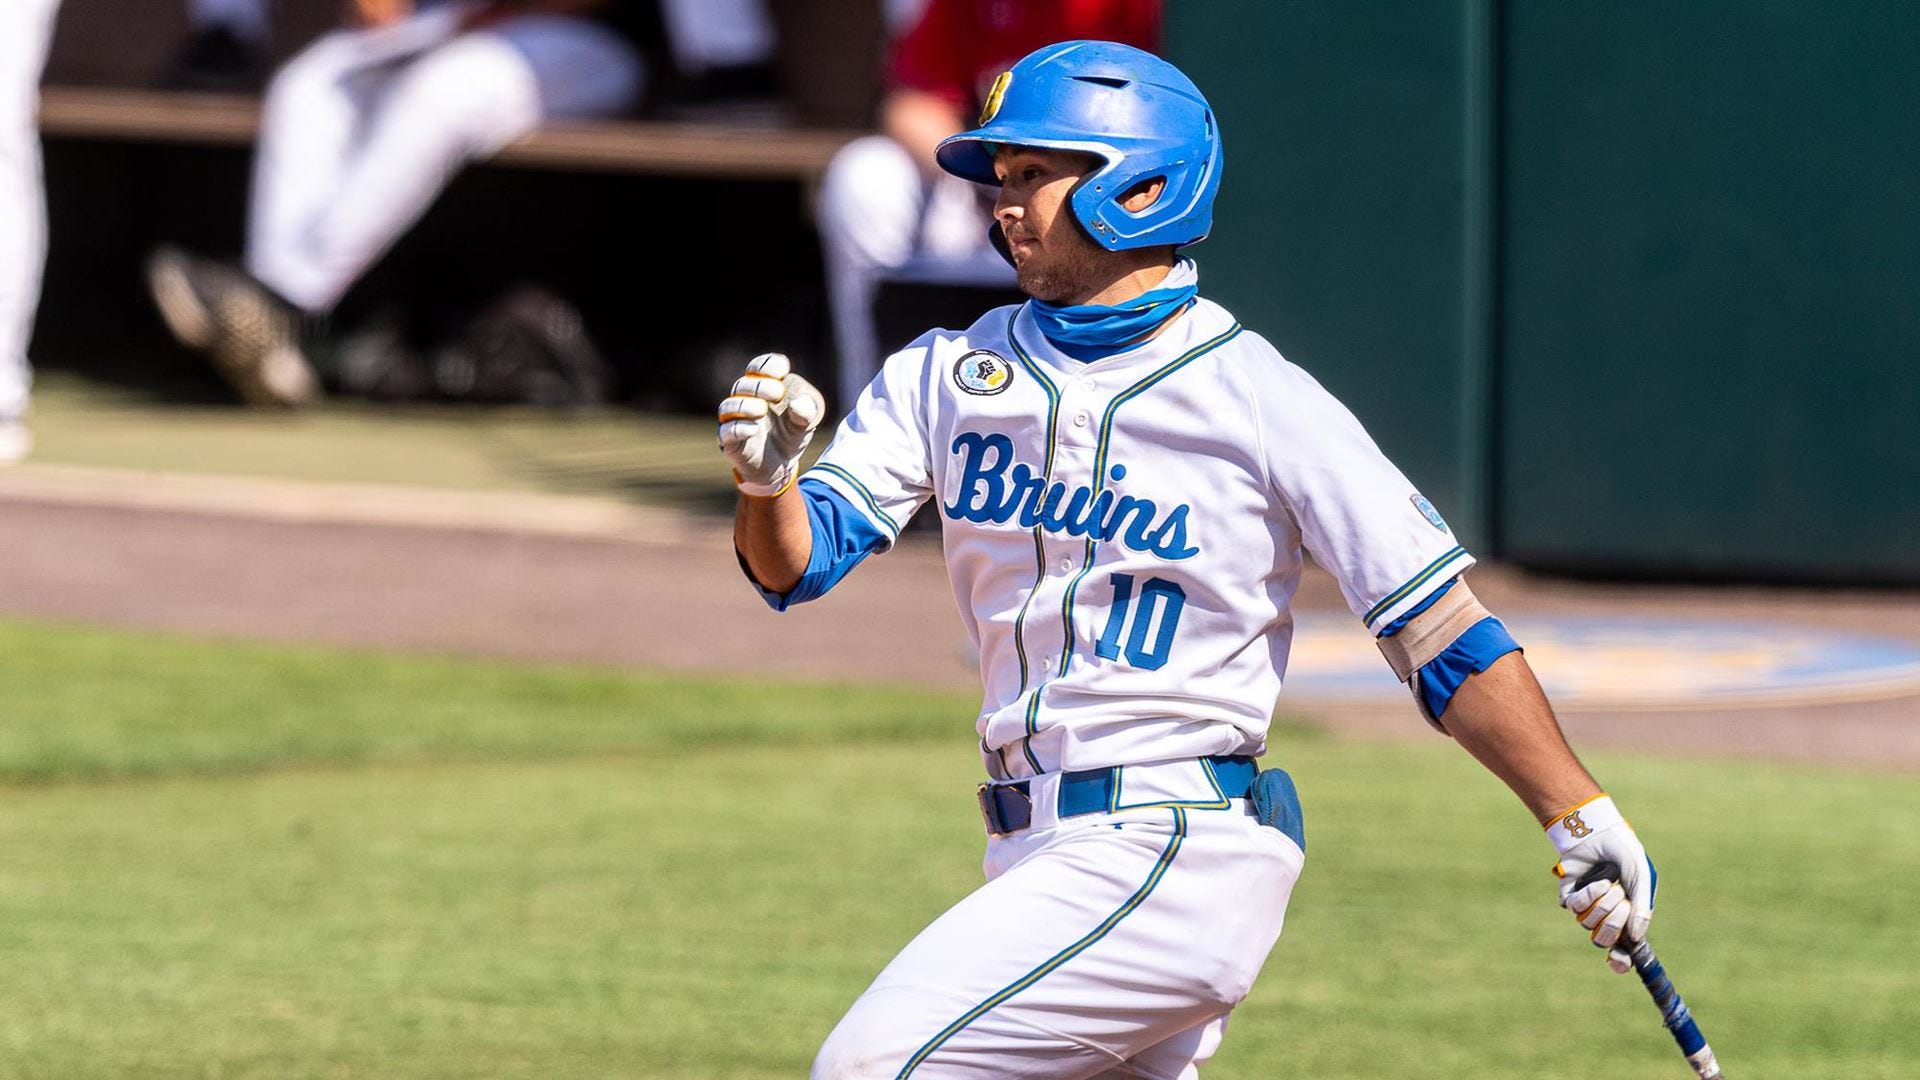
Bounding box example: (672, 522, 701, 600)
(976, 781, 1033, 837)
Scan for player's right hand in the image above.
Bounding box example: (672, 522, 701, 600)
(718, 353, 825, 498)
(1546, 795, 1656, 974)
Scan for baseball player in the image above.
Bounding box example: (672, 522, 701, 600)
(0, 0, 63, 464)
(722, 41, 1658, 1078)
(147, 0, 647, 406)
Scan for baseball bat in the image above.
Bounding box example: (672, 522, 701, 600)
(1575, 862, 1725, 1079)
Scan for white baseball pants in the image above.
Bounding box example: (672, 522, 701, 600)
(0, 0, 62, 420)
(246, 4, 642, 315)
(814, 774, 1302, 1078)
(815, 134, 1014, 407)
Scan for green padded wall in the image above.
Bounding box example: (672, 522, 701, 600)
(1174, 2, 1920, 582)
(1496, 2, 1920, 580)
(1167, 3, 1490, 549)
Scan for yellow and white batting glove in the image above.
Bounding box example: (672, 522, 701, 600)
(717, 353, 825, 497)
(1547, 794, 1656, 974)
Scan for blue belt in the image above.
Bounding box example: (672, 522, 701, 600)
(976, 755, 1259, 837)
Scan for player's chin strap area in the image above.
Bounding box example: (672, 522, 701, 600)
(1375, 580, 1494, 733)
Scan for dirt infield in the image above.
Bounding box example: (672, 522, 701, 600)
(3, 465, 1916, 769)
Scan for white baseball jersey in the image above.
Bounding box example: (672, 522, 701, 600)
(807, 292, 1473, 779)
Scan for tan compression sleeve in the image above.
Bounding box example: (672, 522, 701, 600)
(1374, 579, 1492, 682)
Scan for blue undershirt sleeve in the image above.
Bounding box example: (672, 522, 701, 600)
(1377, 578, 1454, 636)
(1375, 577, 1523, 719)
(1414, 616, 1522, 720)
(740, 477, 893, 611)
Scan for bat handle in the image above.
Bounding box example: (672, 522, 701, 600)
(1573, 862, 1726, 1079)
(1624, 940, 1724, 1079)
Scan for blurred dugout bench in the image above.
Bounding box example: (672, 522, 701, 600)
(38, 87, 855, 182)
(42, 0, 886, 129)
(33, 0, 905, 408)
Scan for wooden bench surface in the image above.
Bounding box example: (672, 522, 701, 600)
(39, 86, 861, 181)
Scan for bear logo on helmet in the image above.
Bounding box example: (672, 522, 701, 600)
(979, 71, 1012, 125)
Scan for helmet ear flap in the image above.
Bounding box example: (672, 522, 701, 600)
(1117, 175, 1168, 213)
(1081, 163, 1194, 247)
(1069, 160, 1125, 247)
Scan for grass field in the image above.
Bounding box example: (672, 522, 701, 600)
(2, 619, 1916, 1078)
(24, 370, 736, 513)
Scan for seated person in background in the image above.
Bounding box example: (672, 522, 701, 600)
(148, 0, 649, 406)
(815, 0, 1161, 408)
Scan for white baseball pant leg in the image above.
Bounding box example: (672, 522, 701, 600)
(246, 10, 642, 314)
(0, 0, 62, 421)
(815, 134, 1012, 407)
(812, 802, 1302, 1079)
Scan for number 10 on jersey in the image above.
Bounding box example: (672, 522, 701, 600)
(1094, 573, 1187, 671)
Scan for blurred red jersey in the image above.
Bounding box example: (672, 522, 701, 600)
(889, 0, 1162, 113)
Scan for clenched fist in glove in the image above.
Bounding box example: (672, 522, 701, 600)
(1547, 794, 1656, 973)
(717, 353, 826, 497)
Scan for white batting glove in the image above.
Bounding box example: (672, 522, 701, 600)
(717, 353, 825, 497)
(1546, 795, 1655, 974)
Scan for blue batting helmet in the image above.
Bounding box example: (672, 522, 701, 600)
(935, 40, 1222, 251)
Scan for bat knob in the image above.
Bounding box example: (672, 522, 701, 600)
(1573, 859, 1623, 891)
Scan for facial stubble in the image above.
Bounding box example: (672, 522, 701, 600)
(1013, 222, 1108, 305)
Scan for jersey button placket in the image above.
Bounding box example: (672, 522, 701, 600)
(1046, 375, 1112, 694)
(1055, 382, 1100, 451)
(1031, 411, 1096, 691)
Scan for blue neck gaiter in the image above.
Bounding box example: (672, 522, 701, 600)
(1028, 258, 1199, 362)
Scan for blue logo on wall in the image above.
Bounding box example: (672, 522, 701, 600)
(1411, 494, 1448, 531)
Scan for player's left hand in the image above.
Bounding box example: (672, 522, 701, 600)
(717, 353, 825, 497)
(1546, 795, 1655, 974)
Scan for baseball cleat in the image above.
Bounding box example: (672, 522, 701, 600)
(146, 247, 221, 351)
(146, 248, 322, 407)
(208, 278, 322, 407)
